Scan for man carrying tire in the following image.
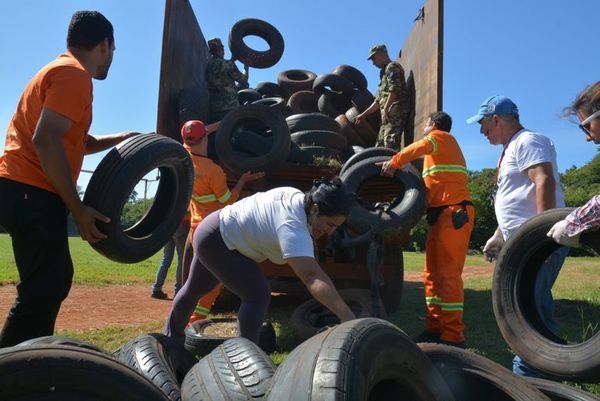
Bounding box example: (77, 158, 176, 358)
(378, 112, 474, 348)
(354, 44, 409, 150)
(0, 11, 145, 347)
(467, 95, 567, 377)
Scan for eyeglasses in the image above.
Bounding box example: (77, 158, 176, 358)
(579, 109, 600, 137)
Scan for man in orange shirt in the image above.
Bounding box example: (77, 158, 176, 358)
(0, 11, 146, 347)
(179, 120, 264, 322)
(378, 112, 474, 348)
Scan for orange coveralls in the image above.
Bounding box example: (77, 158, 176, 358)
(389, 129, 474, 342)
(185, 152, 240, 322)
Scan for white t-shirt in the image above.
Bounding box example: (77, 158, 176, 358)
(219, 187, 315, 264)
(495, 129, 565, 240)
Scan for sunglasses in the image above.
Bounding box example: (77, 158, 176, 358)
(579, 109, 600, 136)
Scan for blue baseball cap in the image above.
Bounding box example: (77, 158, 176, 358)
(466, 95, 519, 124)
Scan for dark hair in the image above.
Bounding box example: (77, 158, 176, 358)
(564, 81, 600, 118)
(67, 11, 114, 51)
(304, 177, 355, 217)
(428, 111, 452, 132)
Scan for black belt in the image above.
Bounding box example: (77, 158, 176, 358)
(426, 200, 473, 227)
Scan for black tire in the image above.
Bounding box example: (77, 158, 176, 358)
(238, 88, 263, 105)
(285, 112, 340, 133)
(287, 90, 320, 115)
(345, 106, 378, 146)
(418, 342, 550, 401)
(83, 134, 194, 263)
(277, 69, 317, 97)
(332, 64, 368, 91)
(335, 114, 368, 148)
(289, 288, 386, 341)
(182, 337, 276, 401)
(317, 92, 352, 118)
(0, 345, 170, 401)
(287, 145, 343, 165)
(341, 156, 426, 240)
(291, 130, 347, 151)
(312, 73, 355, 97)
(265, 318, 456, 401)
(351, 88, 376, 112)
(232, 129, 273, 156)
(255, 81, 286, 98)
(216, 104, 290, 173)
(525, 377, 600, 401)
(118, 333, 197, 401)
(228, 18, 284, 69)
(339, 146, 396, 176)
(17, 335, 110, 356)
(252, 96, 287, 113)
(493, 208, 600, 382)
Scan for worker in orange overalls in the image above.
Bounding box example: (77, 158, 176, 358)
(180, 120, 264, 322)
(378, 111, 474, 348)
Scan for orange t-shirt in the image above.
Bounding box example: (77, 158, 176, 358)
(188, 152, 240, 227)
(0, 52, 93, 193)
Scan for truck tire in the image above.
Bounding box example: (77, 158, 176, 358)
(493, 208, 600, 382)
(255, 81, 286, 98)
(291, 130, 347, 151)
(118, 333, 197, 401)
(0, 345, 170, 401)
(418, 342, 550, 401)
(332, 64, 368, 91)
(312, 73, 355, 97)
(238, 88, 263, 105)
(216, 104, 290, 173)
(289, 288, 386, 341)
(83, 134, 194, 263)
(265, 318, 456, 401)
(17, 335, 110, 356)
(317, 92, 352, 118)
(285, 112, 340, 133)
(277, 69, 317, 97)
(287, 90, 319, 114)
(232, 129, 272, 156)
(182, 337, 276, 401)
(351, 88, 375, 112)
(252, 96, 287, 113)
(335, 114, 368, 148)
(228, 18, 284, 69)
(345, 106, 378, 146)
(341, 156, 426, 240)
(525, 377, 599, 401)
(339, 146, 396, 177)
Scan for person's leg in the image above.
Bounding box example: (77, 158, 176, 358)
(535, 247, 569, 333)
(0, 179, 72, 347)
(195, 213, 271, 344)
(172, 220, 189, 294)
(423, 228, 442, 337)
(152, 239, 175, 295)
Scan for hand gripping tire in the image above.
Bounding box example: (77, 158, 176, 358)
(118, 333, 197, 401)
(228, 19, 284, 69)
(83, 134, 193, 263)
(182, 337, 276, 401)
(265, 318, 456, 401)
(216, 104, 290, 173)
(0, 345, 170, 401)
(288, 288, 387, 341)
(418, 342, 550, 401)
(493, 207, 600, 382)
(341, 155, 426, 241)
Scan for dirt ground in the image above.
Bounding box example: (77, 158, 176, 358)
(0, 267, 492, 331)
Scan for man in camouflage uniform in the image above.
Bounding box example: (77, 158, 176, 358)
(355, 44, 409, 150)
(205, 38, 249, 123)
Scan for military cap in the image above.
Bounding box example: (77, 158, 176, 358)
(367, 44, 387, 60)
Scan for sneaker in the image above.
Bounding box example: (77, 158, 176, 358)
(413, 330, 441, 343)
(151, 290, 169, 300)
(439, 338, 467, 349)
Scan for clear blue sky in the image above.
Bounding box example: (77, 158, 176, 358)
(0, 1, 598, 195)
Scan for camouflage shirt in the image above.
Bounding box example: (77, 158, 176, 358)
(205, 56, 248, 114)
(375, 61, 409, 114)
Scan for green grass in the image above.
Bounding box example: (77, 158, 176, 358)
(2, 233, 600, 395)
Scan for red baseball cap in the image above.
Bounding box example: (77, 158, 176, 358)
(181, 120, 207, 145)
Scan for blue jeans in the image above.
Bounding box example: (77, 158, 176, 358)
(152, 221, 189, 294)
(513, 247, 569, 377)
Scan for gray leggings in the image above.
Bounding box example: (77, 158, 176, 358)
(163, 210, 271, 344)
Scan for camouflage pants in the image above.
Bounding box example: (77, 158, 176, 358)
(375, 105, 408, 150)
